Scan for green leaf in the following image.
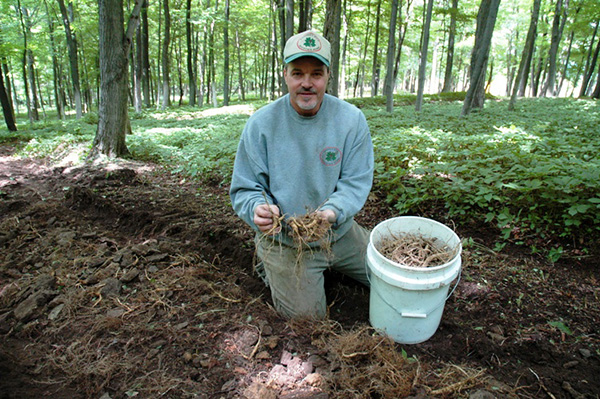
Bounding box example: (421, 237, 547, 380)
(548, 321, 572, 335)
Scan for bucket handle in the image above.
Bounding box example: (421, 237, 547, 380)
(367, 267, 461, 319)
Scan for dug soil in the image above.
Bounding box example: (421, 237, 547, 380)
(1, 145, 598, 399)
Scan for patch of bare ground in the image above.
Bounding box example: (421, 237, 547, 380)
(1, 146, 598, 399)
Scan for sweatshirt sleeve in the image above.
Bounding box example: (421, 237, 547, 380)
(229, 123, 272, 231)
(320, 111, 374, 227)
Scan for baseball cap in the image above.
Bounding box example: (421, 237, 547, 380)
(284, 30, 331, 67)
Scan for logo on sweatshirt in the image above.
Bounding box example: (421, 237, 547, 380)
(320, 147, 342, 166)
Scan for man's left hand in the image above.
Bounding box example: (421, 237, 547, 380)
(317, 209, 336, 224)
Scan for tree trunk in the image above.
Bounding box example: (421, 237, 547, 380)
(298, 0, 312, 31)
(0, 67, 17, 131)
(393, 0, 412, 89)
(91, 0, 143, 158)
(579, 24, 600, 97)
(415, 0, 434, 111)
(235, 30, 246, 101)
(354, 0, 372, 98)
(509, 0, 541, 111)
(223, 0, 230, 106)
(186, 0, 197, 106)
(461, 0, 500, 116)
(162, 0, 171, 110)
(57, 0, 82, 119)
(141, 0, 151, 107)
(384, 0, 399, 112)
(286, 0, 294, 38)
(0, 57, 16, 123)
(370, 0, 382, 97)
(134, 23, 143, 113)
(324, 0, 342, 97)
(41, 1, 65, 120)
(17, 2, 38, 123)
(541, 0, 568, 97)
(442, 0, 458, 93)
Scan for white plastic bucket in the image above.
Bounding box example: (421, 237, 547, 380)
(367, 216, 462, 344)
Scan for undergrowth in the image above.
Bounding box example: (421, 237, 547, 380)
(2, 96, 599, 258)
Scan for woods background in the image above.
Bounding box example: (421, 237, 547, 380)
(1, 0, 599, 135)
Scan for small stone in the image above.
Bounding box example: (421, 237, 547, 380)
(579, 348, 592, 358)
(243, 382, 278, 399)
(304, 373, 325, 387)
(120, 268, 140, 283)
(256, 351, 271, 359)
(100, 278, 122, 297)
(48, 303, 65, 320)
(469, 390, 495, 399)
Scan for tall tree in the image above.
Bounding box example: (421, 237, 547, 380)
(541, 0, 568, 97)
(161, 0, 171, 110)
(442, 0, 458, 92)
(509, 0, 541, 111)
(223, 0, 230, 106)
(90, 0, 143, 158)
(324, 0, 342, 96)
(461, 0, 500, 116)
(141, 0, 151, 107)
(0, 62, 16, 131)
(579, 22, 600, 97)
(186, 0, 197, 106)
(298, 0, 312, 31)
(42, 0, 65, 119)
(415, 0, 434, 111)
(16, 1, 39, 122)
(370, 0, 382, 97)
(384, 0, 399, 112)
(56, 0, 82, 119)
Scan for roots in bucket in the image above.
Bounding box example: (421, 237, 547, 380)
(376, 232, 458, 268)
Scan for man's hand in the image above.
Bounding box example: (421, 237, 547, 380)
(254, 203, 281, 234)
(317, 209, 337, 224)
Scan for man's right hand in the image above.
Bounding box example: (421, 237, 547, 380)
(254, 204, 281, 234)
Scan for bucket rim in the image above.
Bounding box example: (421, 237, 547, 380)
(369, 216, 462, 271)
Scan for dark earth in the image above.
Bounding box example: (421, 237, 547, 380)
(0, 144, 598, 399)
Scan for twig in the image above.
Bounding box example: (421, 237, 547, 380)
(430, 369, 485, 395)
(530, 368, 557, 399)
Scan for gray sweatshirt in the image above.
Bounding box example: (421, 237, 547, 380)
(229, 93, 374, 246)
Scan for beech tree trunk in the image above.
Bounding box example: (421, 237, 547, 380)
(324, 0, 342, 97)
(370, 0, 382, 97)
(57, 0, 82, 119)
(541, 0, 568, 97)
(384, 0, 399, 112)
(223, 0, 230, 106)
(0, 66, 16, 131)
(509, 0, 541, 110)
(162, 0, 171, 110)
(186, 0, 197, 106)
(91, 0, 142, 158)
(415, 0, 434, 111)
(461, 0, 500, 116)
(442, 0, 458, 93)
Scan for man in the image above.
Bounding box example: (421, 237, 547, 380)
(230, 30, 374, 319)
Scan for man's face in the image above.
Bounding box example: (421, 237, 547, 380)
(284, 57, 329, 117)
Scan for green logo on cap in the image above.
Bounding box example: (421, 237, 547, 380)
(303, 37, 316, 48)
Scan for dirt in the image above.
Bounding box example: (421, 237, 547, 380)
(0, 144, 598, 399)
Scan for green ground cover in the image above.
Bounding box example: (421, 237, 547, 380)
(2, 96, 599, 257)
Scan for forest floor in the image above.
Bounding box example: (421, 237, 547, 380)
(0, 144, 599, 399)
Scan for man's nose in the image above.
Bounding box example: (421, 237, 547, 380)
(300, 75, 313, 87)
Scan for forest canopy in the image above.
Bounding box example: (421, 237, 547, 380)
(1, 0, 599, 128)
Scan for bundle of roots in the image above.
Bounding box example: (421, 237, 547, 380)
(287, 213, 332, 246)
(376, 233, 458, 268)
